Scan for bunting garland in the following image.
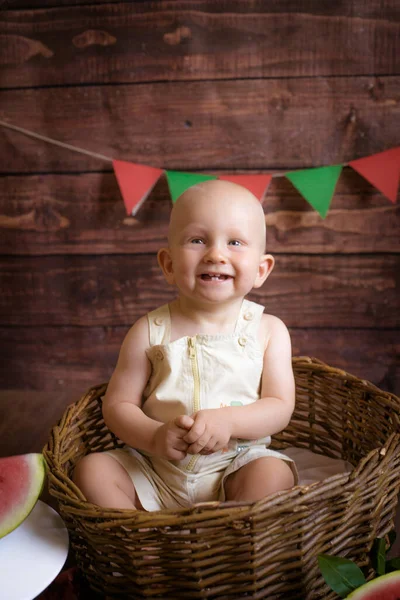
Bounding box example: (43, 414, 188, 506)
(218, 174, 273, 201)
(112, 160, 164, 215)
(285, 165, 343, 218)
(165, 171, 217, 203)
(349, 147, 400, 204)
(0, 119, 398, 219)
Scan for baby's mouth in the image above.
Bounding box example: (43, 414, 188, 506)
(200, 273, 231, 281)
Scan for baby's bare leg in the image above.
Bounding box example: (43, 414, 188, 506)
(224, 457, 294, 503)
(73, 453, 142, 509)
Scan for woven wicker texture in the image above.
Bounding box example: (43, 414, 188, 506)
(44, 357, 400, 599)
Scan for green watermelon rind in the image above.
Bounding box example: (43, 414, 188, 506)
(0, 453, 46, 539)
(347, 570, 400, 598)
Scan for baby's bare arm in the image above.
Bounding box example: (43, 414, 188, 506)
(102, 317, 193, 460)
(224, 315, 295, 439)
(102, 316, 159, 452)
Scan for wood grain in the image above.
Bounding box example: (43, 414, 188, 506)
(0, 77, 399, 172)
(0, 170, 399, 255)
(0, 1, 399, 87)
(0, 253, 398, 327)
(4, 0, 399, 17)
(0, 326, 398, 394)
(0, 388, 83, 457)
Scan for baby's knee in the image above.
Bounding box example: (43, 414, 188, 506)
(225, 457, 294, 502)
(73, 452, 105, 488)
(273, 458, 295, 489)
(73, 452, 140, 509)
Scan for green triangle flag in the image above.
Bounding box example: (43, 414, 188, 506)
(165, 170, 217, 203)
(285, 165, 343, 218)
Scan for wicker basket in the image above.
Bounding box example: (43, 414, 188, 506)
(44, 357, 400, 599)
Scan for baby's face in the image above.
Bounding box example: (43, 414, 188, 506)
(159, 180, 273, 306)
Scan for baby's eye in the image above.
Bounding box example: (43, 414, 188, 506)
(190, 238, 205, 244)
(228, 240, 242, 246)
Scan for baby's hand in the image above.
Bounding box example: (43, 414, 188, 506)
(183, 409, 232, 455)
(152, 415, 194, 461)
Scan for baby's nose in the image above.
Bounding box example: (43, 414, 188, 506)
(205, 245, 227, 262)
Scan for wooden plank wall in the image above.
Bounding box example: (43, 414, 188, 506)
(0, 0, 399, 456)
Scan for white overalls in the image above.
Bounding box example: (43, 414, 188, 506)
(106, 299, 297, 511)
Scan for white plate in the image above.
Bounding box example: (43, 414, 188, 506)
(0, 500, 69, 600)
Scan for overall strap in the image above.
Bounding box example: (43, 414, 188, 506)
(147, 304, 171, 346)
(234, 299, 265, 337)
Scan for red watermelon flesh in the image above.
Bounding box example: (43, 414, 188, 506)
(0, 453, 46, 539)
(347, 571, 400, 599)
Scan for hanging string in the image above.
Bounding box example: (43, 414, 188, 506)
(0, 119, 113, 163)
(0, 118, 349, 175)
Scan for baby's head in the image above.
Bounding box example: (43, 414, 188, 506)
(169, 180, 266, 249)
(158, 179, 274, 302)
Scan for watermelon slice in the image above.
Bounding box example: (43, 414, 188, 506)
(0, 453, 46, 539)
(347, 570, 400, 599)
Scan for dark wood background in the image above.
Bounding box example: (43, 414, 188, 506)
(0, 0, 399, 458)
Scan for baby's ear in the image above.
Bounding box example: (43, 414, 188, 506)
(253, 254, 275, 288)
(157, 247, 175, 285)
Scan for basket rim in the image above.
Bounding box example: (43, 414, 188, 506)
(293, 356, 400, 404)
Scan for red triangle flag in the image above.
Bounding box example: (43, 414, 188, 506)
(349, 147, 400, 203)
(112, 160, 164, 215)
(218, 174, 272, 201)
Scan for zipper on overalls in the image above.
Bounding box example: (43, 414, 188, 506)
(186, 336, 200, 472)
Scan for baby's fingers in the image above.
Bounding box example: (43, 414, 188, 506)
(174, 415, 194, 430)
(199, 449, 213, 455)
(166, 439, 189, 461)
(183, 421, 205, 444)
(174, 439, 189, 452)
(187, 435, 212, 455)
(168, 448, 188, 461)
